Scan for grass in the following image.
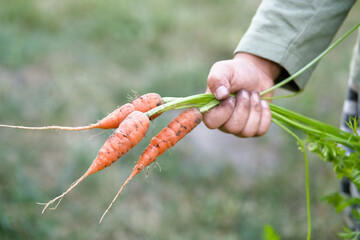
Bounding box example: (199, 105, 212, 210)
(0, 0, 359, 239)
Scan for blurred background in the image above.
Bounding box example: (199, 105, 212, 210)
(0, 0, 359, 239)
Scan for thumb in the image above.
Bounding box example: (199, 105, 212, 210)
(207, 60, 233, 100)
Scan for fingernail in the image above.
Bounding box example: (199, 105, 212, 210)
(241, 90, 249, 99)
(261, 100, 269, 108)
(252, 92, 260, 102)
(214, 86, 228, 99)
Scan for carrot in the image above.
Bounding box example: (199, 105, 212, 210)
(0, 93, 163, 131)
(99, 108, 202, 223)
(38, 111, 150, 213)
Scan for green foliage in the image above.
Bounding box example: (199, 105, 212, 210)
(306, 135, 360, 183)
(322, 192, 360, 213)
(271, 87, 360, 240)
(338, 228, 360, 240)
(283, 114, 360, 240)
(262, 224, 281, 240)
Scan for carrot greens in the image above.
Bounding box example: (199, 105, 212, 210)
(144, 22, 360, 239)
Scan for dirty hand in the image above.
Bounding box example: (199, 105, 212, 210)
(203, 52, 281, 137)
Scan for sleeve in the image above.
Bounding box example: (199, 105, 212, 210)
(234, 0, 356, 91)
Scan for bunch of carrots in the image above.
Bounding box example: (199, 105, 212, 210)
(1, 92, 207, 223)
(1, 22, 359, 239)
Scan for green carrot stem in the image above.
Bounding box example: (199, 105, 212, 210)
(261, 90, 303, 100)
(269, 103, 353, 140)
(271, 111, 357, 149)
(158, 93, 360, 149)
(272, 119, 311, 240)
(146, 93, 214, 117)
(199, 99, 220, 113)
(161, 97, 179, 102)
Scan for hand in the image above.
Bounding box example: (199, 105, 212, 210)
(203, 52, 281, 137)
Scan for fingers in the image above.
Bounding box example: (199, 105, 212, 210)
(235, 92, 271, 137)
(203, 97, 236, 129)
(207, 57, 274, 100)
(205, 55, 277, 137)
(220, 90, 251, 134)
(203, 91, 272, 137)
(236, 93, 272, 137)
(256, 100, 272, 136)
(207, 60, 233, 100)
(234, 92, 261, 137)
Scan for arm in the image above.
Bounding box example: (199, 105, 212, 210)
(204, 0, 356, 137)
(235, 0, 356, 90)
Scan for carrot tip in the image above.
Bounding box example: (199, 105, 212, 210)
(39, 197, 62, 214)
(39, 174, 88, 214)
(99, 176, 133, 223)
(0, 124, 98, 131)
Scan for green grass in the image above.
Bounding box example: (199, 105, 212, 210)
(0, 0, 359, 239)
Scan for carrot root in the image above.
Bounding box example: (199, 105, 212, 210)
(0, 93, 163, 131)
(39, 111, 150, 214)
(99, 173, 136, 224)
(0, 124, 98, 131)
(38, 172, 89, 213)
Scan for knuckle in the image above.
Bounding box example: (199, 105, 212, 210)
(222, 97, 236, 110)
(236, 91, 251, 110)
(250, 93, 261, 110)
(212, 60, 228, 69)
(208, 61, 226, 79)
(253, 100, 261, 110)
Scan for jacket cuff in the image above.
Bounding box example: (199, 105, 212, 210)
(234, 34, 309, 91)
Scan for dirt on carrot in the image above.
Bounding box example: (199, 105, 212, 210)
(99, 108, 202, 223)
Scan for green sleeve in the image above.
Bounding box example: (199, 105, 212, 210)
(234, 0, 356, 91)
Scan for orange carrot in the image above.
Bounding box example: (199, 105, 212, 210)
(0, 93, 163, 131)
(99, 108, 202, 223)
(39, 111, 150, 213)
(96, 93, 163, 129)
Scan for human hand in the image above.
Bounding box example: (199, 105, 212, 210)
(203, 52, 281, 137)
